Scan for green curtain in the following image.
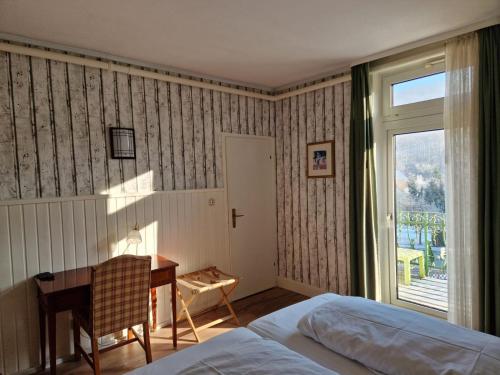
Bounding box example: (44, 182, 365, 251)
(349, 63, 378, 299)
(478, 24, 500, 336)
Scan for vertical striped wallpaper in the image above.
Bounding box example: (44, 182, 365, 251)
(0, 47, 353, 374)
(0, 51, 276, 201)
(275, 82, 351, 295)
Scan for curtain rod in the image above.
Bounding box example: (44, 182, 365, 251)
(0, 42, 351, 102)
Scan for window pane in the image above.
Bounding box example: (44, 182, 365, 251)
(394, 130, 447, 312)
(392, 72, 445, 106)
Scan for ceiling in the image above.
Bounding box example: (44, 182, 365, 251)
(0, 0, 498, 89)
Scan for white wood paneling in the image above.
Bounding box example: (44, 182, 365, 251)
(0, 189, 228, 375)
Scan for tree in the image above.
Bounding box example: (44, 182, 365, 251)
(407, 168, 445, 212)
(423, 170, 445, 212)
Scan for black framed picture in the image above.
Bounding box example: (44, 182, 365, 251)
(110, 128, 136, 159)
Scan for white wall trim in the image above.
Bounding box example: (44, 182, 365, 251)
(0, 188, 225, 206)
(273, 75, 351, 101)
(1, 17, 497, 102)
(276, 276, 327, 297)
(0, 32, 274, 93)
(0, 41, 351, 102)
(0, 41, 275, 101)
(274, 64, 351, 92)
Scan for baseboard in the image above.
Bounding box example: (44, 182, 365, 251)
(276, 276, 327, 297)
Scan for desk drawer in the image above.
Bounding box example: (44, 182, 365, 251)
(151, 268, 175, 288)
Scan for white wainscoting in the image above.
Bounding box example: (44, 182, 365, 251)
(0, 189, 229, 375)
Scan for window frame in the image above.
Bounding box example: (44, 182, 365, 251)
(374, 51, 448, 318)
(382, 63, 445, 122)
(385, 118, 447, 319)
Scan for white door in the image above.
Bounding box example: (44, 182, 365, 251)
(224, 134, 277, 300)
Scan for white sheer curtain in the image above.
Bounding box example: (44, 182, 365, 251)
(445, 33, 480, 329)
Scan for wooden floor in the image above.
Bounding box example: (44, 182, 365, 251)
(48, 287, 307, 375)
(398, 277, 448, 311)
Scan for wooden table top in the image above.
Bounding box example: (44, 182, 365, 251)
(35, 255, 178, 296)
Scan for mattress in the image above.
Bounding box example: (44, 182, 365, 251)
(247, 293, 374, 375)
(127, 327, 338, 374)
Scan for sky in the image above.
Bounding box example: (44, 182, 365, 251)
(393, 72, 445, 106)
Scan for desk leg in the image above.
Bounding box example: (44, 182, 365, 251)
(72, 310, 81, 361)
(151, 288, 157, 331)
(171, 280, 177, 348)
(48, 309, 57, 375)
(38, 303, 46, 371)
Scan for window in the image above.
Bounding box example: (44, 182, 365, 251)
(382, 63, 445, 121)
(377, 54, 447, 318)
(392, 72, 445, 106)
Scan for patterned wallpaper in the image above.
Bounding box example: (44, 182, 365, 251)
(275, 82, 351, 294)
(0, 51, 275, 200)
(0, 49, 352, 293)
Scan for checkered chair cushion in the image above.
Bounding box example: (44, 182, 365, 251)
(91, 255, 151, 337)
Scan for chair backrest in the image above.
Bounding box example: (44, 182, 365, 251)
(91, 255, 151, 337)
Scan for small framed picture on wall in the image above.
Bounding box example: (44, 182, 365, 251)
(110, 128, 136, 159)
(307, 140, 334, 178)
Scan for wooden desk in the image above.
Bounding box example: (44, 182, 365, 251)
(35, 255, 178, 375)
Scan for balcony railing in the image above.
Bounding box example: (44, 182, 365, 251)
(397, 211, 447, 279)
(396, 210, 447, 311)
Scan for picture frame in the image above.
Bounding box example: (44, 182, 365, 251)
(307, 140, 334, 178)
(110, 128, 136, 159)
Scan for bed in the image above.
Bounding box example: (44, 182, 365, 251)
(247, 293, 374, 375)
(129, 293, 500, 374)
(126, 327, 339, 374)
(248, 293, 500, 375)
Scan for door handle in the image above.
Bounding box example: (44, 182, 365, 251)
(232, 208, 245, 228)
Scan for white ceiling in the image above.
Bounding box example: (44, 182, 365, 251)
(0, 0, 498, 89)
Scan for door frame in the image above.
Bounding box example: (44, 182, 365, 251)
(221, 132, 277, 277)
(384, 116, 447, 319)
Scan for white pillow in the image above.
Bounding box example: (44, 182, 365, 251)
(298, 295, 500, 375)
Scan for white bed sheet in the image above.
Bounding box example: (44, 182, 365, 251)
(247, 293, 374, 375)
(127, 327, 338, 375)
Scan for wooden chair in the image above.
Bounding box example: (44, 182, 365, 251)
(73, 255, 153, 375)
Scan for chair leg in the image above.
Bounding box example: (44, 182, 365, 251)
(143, 322, 153, 363)
(72, 315, 81, 361)
(91, 338, 101, 375)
